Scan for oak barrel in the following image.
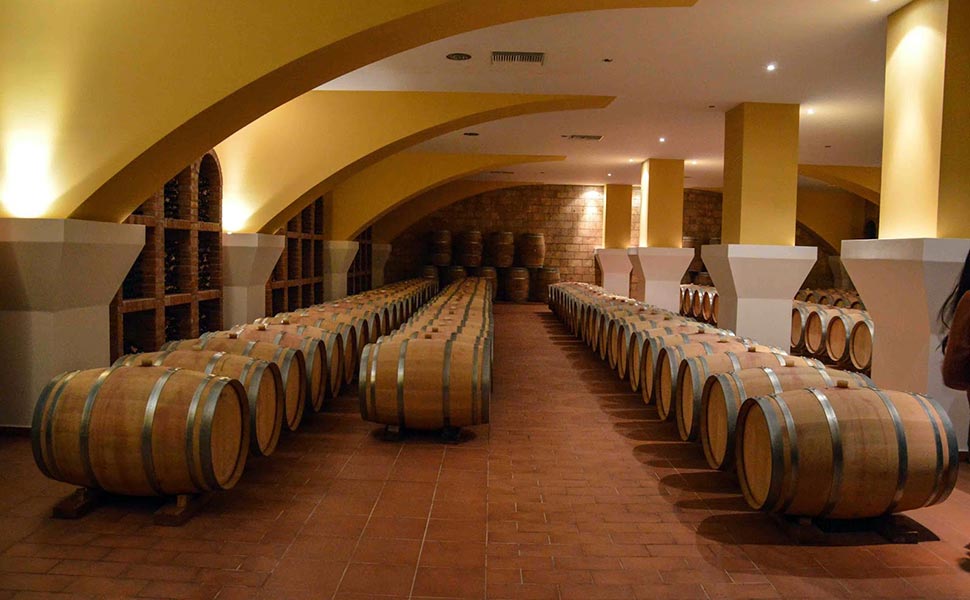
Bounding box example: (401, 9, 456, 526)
(505, 267, 530, 303)
(517, 233, 546, 268)
(825, 310, 873, 367)
(430, 230, 452, 267)
(32, 366, 249, 496)
(456, 231, 483, 267)
(736, 387, 958, 518)
(530, 267, 560, 303)
(479, 266, 498, 299)
(486, 231, 515, 267)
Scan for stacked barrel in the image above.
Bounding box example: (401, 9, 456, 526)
(551, 281, 957, 520)
(679, 284, 719, 325)
(423, 230, 559, 303)
(31, 279, 437, 505)
(359, 278, 492, 431)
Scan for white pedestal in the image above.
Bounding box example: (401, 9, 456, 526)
(594, 249, 633, 297)
(702, 244, 817, 349)
(0, 219, 145, 427)
(372, 243, 392, 288)
(222, 233, 285, 326)
(323, 241, 360, 301)
(842, 238, 970, 450)
(628, 247, 694, 311)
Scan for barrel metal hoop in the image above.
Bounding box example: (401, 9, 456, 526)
(142, 368, 178, 495)
(807, 388, 843, 517)
(773, 394, 800, 514)
(919, 393, 960, 501)
(199, 377, 228, 490)
(719, 373, 743, 462)
(272, 331, 285, 345)
(738, 396, 786, 511)
(33, 370, 81, 481)
(203, 351, 226, 376)
(700, 341, 713, 354)
(907, 393, 947, 506)
(240, 359, 258, 404)
(183, 374, 213, 490)
(441, 340, 453, 428)
(79, 366, 121, 488)
(816, 367, 835, 387)
(726, 352, 742, 372)
(358, 344, 371, 418)
(370, 335, 382, 420)
(761, 367, 783, 395)
(871, 387, 908, 514)
(396, 338, 410, 428)
(242, 340, 257, 357)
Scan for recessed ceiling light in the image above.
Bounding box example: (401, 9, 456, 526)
(607, 173, 613, 177)
(628, 159, 636, 163)
(659, 137, 666, 143)
(463, 132, 480, 136)
(766, 62, 778, 72)
(446, 53, 472, 61)
(690, 160, 698, 165)
(806, 108, 815, 115)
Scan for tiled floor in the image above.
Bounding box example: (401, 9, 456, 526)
(3, 303, 970, 599)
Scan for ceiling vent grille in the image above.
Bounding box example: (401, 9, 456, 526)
(491, 51, 545, 65)
(488, 170, 515, 175)
(563, 134, 604, 142)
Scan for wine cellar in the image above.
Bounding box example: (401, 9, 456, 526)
(108, 152, 224, 363)
(265, 197, 327, 315)
(347, 226, 374, 295)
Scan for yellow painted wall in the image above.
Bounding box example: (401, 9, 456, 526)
(0, 0, 692, 222)
(880, 0, 948, 239)
(604, 184, 633, 249)
(373, 180, 538, 243)
(796, 188, 868, 250)
(641, 159, 685, 247)
(721, 103, 800, 245)
(326, 153, 562, 240)
(208, 91, 611, 233)
(937, 0, 970, 238)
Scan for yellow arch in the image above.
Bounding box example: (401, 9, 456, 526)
(206, 91, 612, 234)
(798, 164, 881, 204)
(373, 180, 539, 243)
(326, 153, 564, 240)
(0, 1, 692, 222)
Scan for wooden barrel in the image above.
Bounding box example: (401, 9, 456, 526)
(674, 351, 822, 444)
(445, 265, 467, 284)
(530, 267, 560, 303)
(252, 324, 344, 398)
(624, 321, 696, 390)
(824, 310, 873, 366)
(641, 330, 730, 407)
(214, 327, 325, 411)
(700, 365, 873, 470)
(422, 265, 439, 280)
(32, 365, 249, 496)
(794, 289, 811, 302)
(654, 339, 758, 424)
(479, 267, 498, 299)
(359, 337, 491, 429)
(505, 267, 530, 303)
(164, 337, 306, 432)
(456, 231, 483, 267)
(429, 230, 452, 267)
(849, 317, 874, 371)
(115, 350, 283, 457)
(517, 233, 546, 268)
(736, 386, 958, 518)
(790, 302, 814, 352)
(700, 289, 717, 322)
(486, 231, 515, 268)
(690, 288, 706, 319)
(804, 307, 849, 357)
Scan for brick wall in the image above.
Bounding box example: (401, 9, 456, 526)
(385, 185, 605, 284)
(683, 189, 723, 242)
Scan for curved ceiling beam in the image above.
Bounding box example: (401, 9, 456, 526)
(373, 180, 539, 243)
(0, 1, 693, 221)
(203, 91, 612, 234)
(798, 164, 881, 204)
(326, 153, 564, 241)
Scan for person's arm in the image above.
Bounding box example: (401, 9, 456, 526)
(943, 291, 970, 391)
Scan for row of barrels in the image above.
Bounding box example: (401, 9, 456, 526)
(791, 301, 874, 371)
(550, 282, 958, 519)
(359, 277, 493, 430)
(429, 230, 546, 268)
(423, 264, 560, 304)
(680, 285, 719, 325)
(31, 279, 438, 498)
(796, 287, 865, 310)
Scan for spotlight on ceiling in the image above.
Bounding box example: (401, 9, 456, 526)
(607, 173, 613, 177)
(806, 108, 816, 115)
(766, 62, 778, 72)
(446, 53, 472, 61)
(690, 160, 698, 165)
(659, 137, 666, 143)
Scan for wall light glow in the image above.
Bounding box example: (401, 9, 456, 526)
(222, 198, 252, 234)
(582, 190, 604, 201)
(2, 130, 55, 217)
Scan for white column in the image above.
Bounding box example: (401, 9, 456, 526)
(594, 248, 632, 297)
(323, 241, 359, 301)
(627, 247, 694, 311)
(842, 238, 970, 450)
(0, 219, 144, 427)
(372, 242, 392, 288)
(222, 233, 285, 327)
(702, 244, 817, 348)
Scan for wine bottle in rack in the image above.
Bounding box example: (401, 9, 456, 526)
(198, 247, 212, 290)
(165, 238, 179, 294)
(164, 179, 180, 219)
(198, 173, 212, 222)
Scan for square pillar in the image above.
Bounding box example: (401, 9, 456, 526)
(0, 219, 144, 427)
(842, 238, 970, 450)
(323, 241, 359, 301)
(640, 159, 685, 247)
(627, 247, 694, 311)
(603, 184, 633, 250)
(594, 249, 632, 297)
(372, 242, 392, 288)
(703, 244, 817, 349)
(222, 233, 285, 327)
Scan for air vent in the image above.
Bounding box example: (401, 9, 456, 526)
(562, 134, 604, 142)
(491, 51, 545, 65)
(488, 170, 515, 175)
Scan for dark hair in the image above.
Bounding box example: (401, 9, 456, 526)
(940, 249, 970, 351)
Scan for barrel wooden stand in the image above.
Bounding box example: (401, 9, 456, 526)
(382, 424, 464, 443)
(52, 487, 214, 526)
(768, 512, 928, 545)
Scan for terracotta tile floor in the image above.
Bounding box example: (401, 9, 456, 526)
(3, 303, 970, 599)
